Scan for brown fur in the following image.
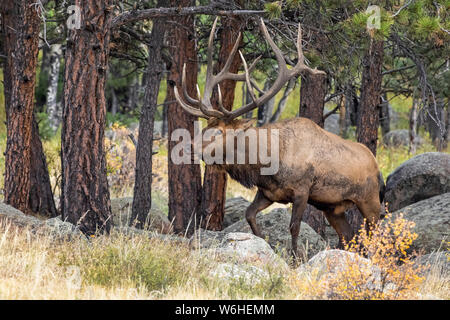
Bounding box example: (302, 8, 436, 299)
(201, 117, 384, 258)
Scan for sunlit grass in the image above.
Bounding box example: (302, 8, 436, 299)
(0, 219, 447, 300)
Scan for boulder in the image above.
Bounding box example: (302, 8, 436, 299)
(0, 203, 83, 239)
(223, 197, 250, 228)
(208, 232, 287, 268)
(296, 249, 386, 296)
(385, 152, 450, 211)
(297, 249, 376, 279)
(223, 208, 326, 259)
(40, 216, 83, 239)
(0, 202, 42, 229)
(189, 229, 227, 249)
(382, 129, 424, 148)
(390, 193, 450, 254)
(210, 263, 269, 285)
(412, 251, 449, 277)
(110, 197, 172, 233)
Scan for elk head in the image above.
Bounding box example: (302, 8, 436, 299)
(174, 17, 325, 165)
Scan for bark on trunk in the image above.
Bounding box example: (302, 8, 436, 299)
(111, 89, 118, 115)
(352, 39, 384, 234)
(356, 40, 384, 156)
(46, 44, 62, 132)
(1, 1, 55, 215)
(162, 105, 168, 137)
(409, 98, 418, 154)
(379, 93, 390, 137)
(298, 72, 327, 127)
(166, 0, 202, 234)
(131, 8, 166, 228)
(61, 0, 112, 235)
(345, 84, 359, 127)
(30, 114, 58, 217)
(297, 72, 327, 236)
(200, 13, 243, 231)
(339, 94, 348, 138)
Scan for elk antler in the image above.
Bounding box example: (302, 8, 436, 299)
(174, 17, 325, 121)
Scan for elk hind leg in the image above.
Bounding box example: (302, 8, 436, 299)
(245, 190, 273, 238)
(324, 204, 354, 249)
(356, 197, 382, 232)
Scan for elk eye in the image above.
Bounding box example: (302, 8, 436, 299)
(214, 129, 223, 135)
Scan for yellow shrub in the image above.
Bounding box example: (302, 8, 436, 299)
(330, 213, 426, 299)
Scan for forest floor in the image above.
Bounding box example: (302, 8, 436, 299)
(0, 219, 448, 300)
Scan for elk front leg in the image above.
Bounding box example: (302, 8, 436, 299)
(290, 195, 308, 260)
(245, 190, 273, 238)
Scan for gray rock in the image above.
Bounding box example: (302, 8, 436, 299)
(210, 263, 269, 285)
(189, 229, 227, 249)
(382, 129, 424, 148)
(223, 197, 250, 228)
(223, 208, 326, 259)
(0, 203, 83, 239)
(0, 202, 42, 228)
(110, 197, 172, 233)
(209, 232, 287, 267)
(412, 251, 449, 277)
(385, 152, 450, 211)
(40, 216, 83, 239)
(296, 249, 386, 296)
(390, 193, 450, 254)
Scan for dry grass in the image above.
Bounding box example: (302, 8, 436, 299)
(0, 218, 448, 300)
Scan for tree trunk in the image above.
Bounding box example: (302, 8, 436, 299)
(426, 98, 445, 151)
(127, 75, 139, 112)
(131, 6, 166, 228)
(297, 72, 327, 236)
(1, 1, 49, 215)
(61, 0, 112, 235)
(166, 0, 202, 234)
(162, 105, 168, 137)
(339, 94, 348, 138)
(379, 93, 390, 137)
(200, 14, 243, 230)
(29, 114, 58, 217)
(46, 44, 62, 132)
(352, 39, 384, 234)
(444, 101, 449, 150)
(345, 84, 359, 127)
(356, 40, 384, 156)
(298, 72, 327, 127)
(409, 98, 418, 154)
(111, 89, 118, 115)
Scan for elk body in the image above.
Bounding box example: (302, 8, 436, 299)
(175, 18, 385, 257)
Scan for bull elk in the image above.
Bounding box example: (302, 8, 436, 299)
(174, 17, 385, 258)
